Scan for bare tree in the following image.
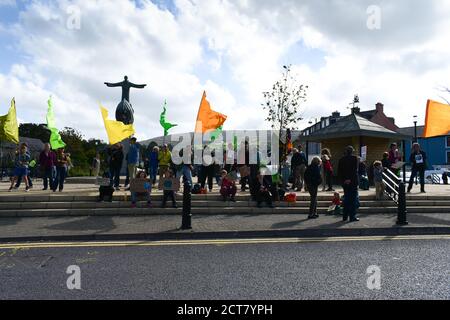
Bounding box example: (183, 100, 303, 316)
(436, 86, 450, 105)
(262, 65, 308, 138)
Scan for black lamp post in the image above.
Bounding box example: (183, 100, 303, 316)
(413, 115, 418, 143)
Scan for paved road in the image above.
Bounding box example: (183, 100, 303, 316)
(0, 236, 449, 300)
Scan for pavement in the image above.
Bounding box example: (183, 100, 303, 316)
(0, 212, 449, 243)
(0, 236, 449, 299)
(1, 180, 449, 242)
(2, 177, 450, 197)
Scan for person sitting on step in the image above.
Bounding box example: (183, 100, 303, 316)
(98, 172, 115, 202)
(131, 170, 152, 208)
(255, 172, 275, 208)
(219, 170, 237, 202)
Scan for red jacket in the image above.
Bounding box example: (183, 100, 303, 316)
(323, 160, 333, 173)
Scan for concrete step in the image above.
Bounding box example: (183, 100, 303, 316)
(1, 206, 449, 218)
(1, 200, 450, 210)
(1, 194, 448, 203)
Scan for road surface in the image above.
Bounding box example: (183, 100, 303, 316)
(0, 235, 449, 299)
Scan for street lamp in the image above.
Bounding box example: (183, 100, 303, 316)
(413, 115, 418, 143)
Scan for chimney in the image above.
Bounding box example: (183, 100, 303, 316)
(351, 107, 360, 114)
(375, 102, 384, 113)
(331, 111, 340, 118)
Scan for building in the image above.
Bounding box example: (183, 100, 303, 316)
(299, 102, 402, 158)
(298, 100, 449, 169)
(398, 126, 450, 167)
(299, 111, 411, 173)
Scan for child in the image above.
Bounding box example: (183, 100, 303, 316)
(98, 172, 114, 202)
(131, 171, 152, 208)
(328, 192, 342, 215)
(9, 145, 31, 192)
(219, 170, 237, 202)
(373, 161, 385, 200)
(161, 169, 177, 208)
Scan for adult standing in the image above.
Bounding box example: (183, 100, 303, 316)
(39, 143, 56, 191)
(109, 143, 124, 190)
(304, 156, 323, 219)
(149, 146, 159, 184)
(291, 146, 308, 192)
(91, 152, 101, 177)
(321, 148, 334, 192)
(224, 142, 236, 174)
(388, 143, 402, 176)
(53, 148, 69, 192)
(143, 144, 152, 176)
(200, 146, 215, 192)
(127, 137, 140, 181)
(176, 146, 193, 188)
(407, 143, 427, 193)
(158, 144, 172, 178)
(338, 146, 360, 222)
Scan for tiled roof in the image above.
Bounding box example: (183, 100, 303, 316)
(302, 114, 411, 141)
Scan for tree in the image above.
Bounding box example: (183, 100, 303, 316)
(19, 123, 50, 142)
(262, 65, 308, 134)
(437, 87, 450, 105)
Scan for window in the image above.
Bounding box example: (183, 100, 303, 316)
(447, 151, 450, 164)
(447, 136, 450, 148)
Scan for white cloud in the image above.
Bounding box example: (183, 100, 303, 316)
(1, 0, 450, 143)
(0, 0, 15, 7)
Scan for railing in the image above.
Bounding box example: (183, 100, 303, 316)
(430, 173, 441, 185)
(382, 168, 408, 225)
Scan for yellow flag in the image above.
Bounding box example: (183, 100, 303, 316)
(423, 100, 450, 138)
(100, 105, 135, 145)
(0, 98, 19, 144)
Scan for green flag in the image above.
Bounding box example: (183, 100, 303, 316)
(0, 98, 19, 144)
(46, 97, 66, 150)
(210, 126, 223, 141)
(159, 100, 177, 136)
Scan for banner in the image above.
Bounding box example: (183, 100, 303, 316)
(0, 98, 19, 144)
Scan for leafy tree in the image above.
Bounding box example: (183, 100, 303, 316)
(19, 123, 50, 142)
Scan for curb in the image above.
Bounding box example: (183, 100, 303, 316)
(0, 227, 449, 244)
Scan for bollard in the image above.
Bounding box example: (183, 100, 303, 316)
(181, 182, 192, 230)
(396, 182, 408, 225)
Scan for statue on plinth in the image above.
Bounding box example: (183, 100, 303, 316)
(104, 76, 147, 125)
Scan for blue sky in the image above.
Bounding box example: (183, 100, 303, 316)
(0, 0, 449, 140)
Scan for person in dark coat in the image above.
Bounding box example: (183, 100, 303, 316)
(109, 143, 124, 190)
(408, 143, 427, 193)
(291, 146, 308, 191)
(304, 156, 323, 219)
(255, 173, 274, 208)
(338, 146, 360, 222)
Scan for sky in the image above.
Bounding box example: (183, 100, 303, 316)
(1, 0, 450, 142)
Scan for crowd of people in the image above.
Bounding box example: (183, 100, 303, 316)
(6, 137, 443, 223)
(8, 142, 71, 193)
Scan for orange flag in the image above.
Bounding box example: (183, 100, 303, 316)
(423, 100, 450, 138)
(195, 91, 227, 133)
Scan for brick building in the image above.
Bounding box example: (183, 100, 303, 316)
(299, 110, 411, 177)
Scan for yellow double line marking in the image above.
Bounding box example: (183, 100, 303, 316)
(0, 235, 449, 250)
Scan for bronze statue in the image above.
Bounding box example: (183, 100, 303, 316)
(104, 76, 147, 125)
